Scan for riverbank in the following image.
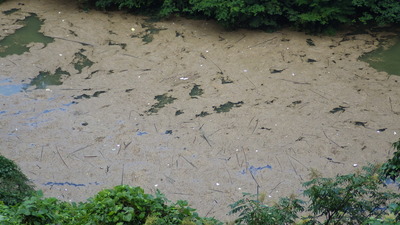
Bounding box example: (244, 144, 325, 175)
(1, 0, 400, 221)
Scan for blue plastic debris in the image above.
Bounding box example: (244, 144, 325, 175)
(240, 165, 272, 175)
(136, 131, 148, 136)
(44, 182, 86, 187)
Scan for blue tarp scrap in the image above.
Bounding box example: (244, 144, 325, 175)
(43, 182, 100, 187)
(240, 165, 272, 175)
(136, 131, 148, 136)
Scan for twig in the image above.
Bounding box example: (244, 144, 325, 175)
(68, 144, 93, 157)
(201, 134, 212, 147)
(248, 37, 277, 48)
(269, 181, 283, 195)
(323, 130, 345, 148)
(180, 155, 197, 169)
(123, 141, 132, 150)
(249, 170, 260, 200)
(200, 53, 224, 74)
(205, 203, 216, 217)
(50, 36, 95, 46)
(389, 97, 400, 115)
(121, 164, 125, 185)
(279, 79, 311, 85)
(252, 119, 259, 134)
(288, 157, 303, 181)
(153, 123, 158, 133)
(40, 146, 44, 162)
(56, 147, 68, 168)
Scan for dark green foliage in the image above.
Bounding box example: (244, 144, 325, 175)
(0, 185, 221, 224)
(229, 193, 304, 224)
(303, 164, 400, 224)
(0, 155, 35, 206)
(353, 0, 400, 25)
(80, 0, 400, 31)
(381, 139, 400, 182)
(82, 185, 207, 224)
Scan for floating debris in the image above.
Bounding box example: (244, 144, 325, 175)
(240, 165, 272, 175)
(108, 40, 127, 49)
(287, 100, 302, 108)
(74, 90, 106, 99)
(73, 49, 94, 74)
(131, 23, 167, 44)
(269, 68, 285, 74)
(220, 76, 233, 84)
(330, 105, 348, 114)
(195, 111, 210, 117)
(137, 131, 148, 136)
(175, 110, 184, 116)
(213, 101, 244, 113)
(353, 121, 367, 127)
(189, 84, 204, 98)
(2, 8, 20, 15)
(146, 93, 177, 114)
(29, 67, 70, 89)
(306, 38, 315, 46)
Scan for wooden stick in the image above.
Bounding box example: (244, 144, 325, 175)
(56, 147, 68, 168)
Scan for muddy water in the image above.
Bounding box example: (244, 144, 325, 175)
(1, 0, 400, 221)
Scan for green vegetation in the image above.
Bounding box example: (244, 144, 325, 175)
(0, 155, 35, 206)
(1, 140, 400, 224)
(77, 0, 400, 32)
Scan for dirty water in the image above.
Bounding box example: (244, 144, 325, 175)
(1, 0, 400, 222)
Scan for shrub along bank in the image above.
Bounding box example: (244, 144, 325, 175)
(77, 0, 400, 32)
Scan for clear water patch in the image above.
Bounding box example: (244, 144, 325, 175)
(0, 78, 28, 96)
(28, 67, 70, 89)
(359, 36, 400, 76)
(0, 13, 54, 58)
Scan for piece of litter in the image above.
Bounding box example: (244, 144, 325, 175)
(268, 195, 272, 198)
(59, 54, 62, 56)
(353, 164, 358, 167)
(394, 132, 397, 135)
(243, 69, 248, 72)
(292, 73, 295, 76)
(238, 187, 241, 190)
(154, 184, 158, 187)
(216, 183, 220, 186)
(131, 28, 135, 32)
(180, 77, 189, 80)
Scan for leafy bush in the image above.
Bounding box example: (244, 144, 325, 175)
(381, 139, 400, 182)
(0, 155, 35, 206)
(229, 164, 400, 224)
(229, 193, 304, 224)
(82, 185, 220, 224)
(0, 185, 221, 225)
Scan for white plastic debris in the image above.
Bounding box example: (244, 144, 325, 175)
(180, 77, 189, 80)
(59, 54, 62, 56)
(395, 131, 397, 135)
(131, 28, 135, 32)
(154, 184, 158, 187)
(216, 183, 220, 186)
(353, 164, 358, 167)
